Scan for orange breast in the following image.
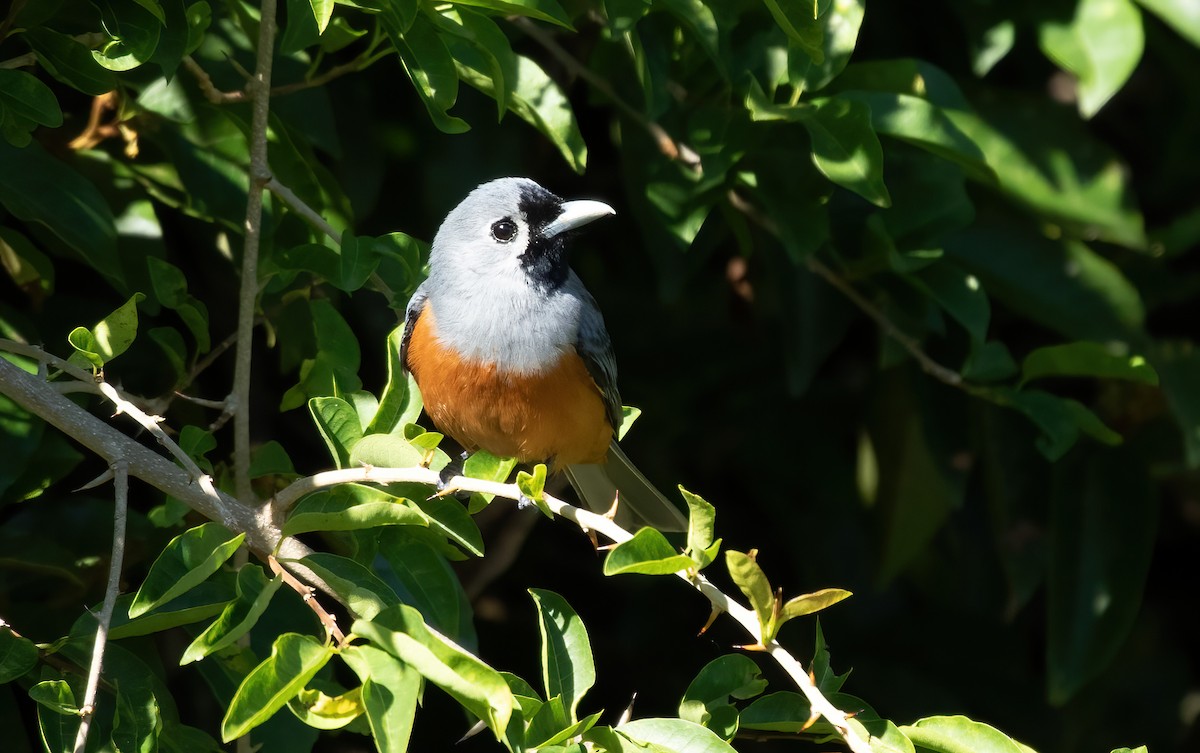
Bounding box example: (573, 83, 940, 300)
(406, 306, 612, 470)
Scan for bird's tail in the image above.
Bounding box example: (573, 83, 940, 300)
(564, 442, 688, 532)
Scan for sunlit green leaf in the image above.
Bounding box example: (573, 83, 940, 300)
(1038, 0, 1144, 118)
(530, 589, 594, 722)
(221, 633, 334, 741)
(1020, 342, 1158, 387)
(129, 523, 245, 618)
(181, 565, 283, 664)
(603, 528, 693, 576)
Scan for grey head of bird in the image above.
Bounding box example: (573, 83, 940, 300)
(427, 177, 615, 298)
(420, 177, 616, 373)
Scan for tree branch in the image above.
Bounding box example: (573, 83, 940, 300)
(270, 466, 874, 753)
(72, 459, 127, 753)
(231, 0, 279, 509)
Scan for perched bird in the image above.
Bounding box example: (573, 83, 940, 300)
(401, 177, 687, 531)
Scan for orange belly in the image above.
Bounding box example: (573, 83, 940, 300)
(406, 306, 612, 469)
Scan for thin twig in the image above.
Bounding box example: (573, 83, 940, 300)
(270, 467, 873, 753)
(509, 16, 701, 172)
(72, 459, 128, 753)
(182, 56, 248, 103)
(231, 0, 279, 510)
(271, 56, 364, 96)
(267, 177, 342, 243)
(96, 381, 218, 489)
(268, 555, 345, 644)
(725, 190, 965, 389)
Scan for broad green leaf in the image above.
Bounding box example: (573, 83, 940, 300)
(0, 69, 63, 131)
(1135, 0, 1200, 46)
(796, 0, 865, 92)
(1020, 342, 1158, 387)
(739, 691, 812, 732)
(385, 14, 468, 133)
(0, 626, 38, 683)
(455, 53, 587, 172)
(147, 257, 210, 352)
(530, 589, 594, 722)
(680, 655, 767, 739)
(293, 552, 400, 621)
(221, 633, 334, 741)
(680, 487, 719, 569)
(516, 464, 551, 516)
(378, 530, 466, 638)
(149, 0, 188, 79)
(603, 528, 694, 576)
(309, 0, 335, 32)
(763, 0, 824, 63)
(0, 140, 120, 288)
(366, 327, 424, 435)
(30, 679, 77, 715)
(409, 495, 485, 557)
(66, 293, 146, 370)
(900, 715, 1029, 753)
(661, 0, 720, 63)
(619, 717, 738, 753)
(337, 234, 381, 292)
(24, 28, 118, 96)
(463, 449, 517, 509)
(352, 604, 514, 738)
(908, 259, 990, 344)
(1047, 451, 1156, 703)
(349, 433, 425, 468)
(983, 387, 1122, 461)
(340, 645, 420, 751)
(836, 91, 993, 182)
(284, 299, 363, 408)
(281, 0, 321, 53)
(830, 58, 971, 109)
(181, 566, 284, 664)
(309, 396, 363, 468)
(74, 579, 235, 640)
(777, 588, 852, 623)
(282, 484, 427, 538)
(617, 406, 641, 441)
(93, 0, 163, 72)
(1038, 0, 1144, 117)
(724, 550, 775, 641)
(287, 684, 362, 730)
(803, 96, 890, 206)
(249, 441, 296, 478)
(450, 0, 571, 28)
(129, 523, 245, 618)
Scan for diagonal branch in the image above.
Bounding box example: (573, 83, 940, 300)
(270, 466, 874, 753)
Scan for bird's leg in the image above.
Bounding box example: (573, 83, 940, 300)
(434, 450, 472, 501)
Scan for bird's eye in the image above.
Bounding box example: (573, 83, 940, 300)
(491, 219, 518, 243)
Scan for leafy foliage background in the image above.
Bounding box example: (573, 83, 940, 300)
(0, 0, 1197, 751)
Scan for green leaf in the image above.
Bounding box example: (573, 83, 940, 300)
(603, 528, 694, 576)
(249, 441, 296, 478)
(181, 566, 283, 664)
(680, 487, 719, 569)
(1038, 0, 1144, 117)
(530, 589, 594, 722)
(340, 645, 420, 749)
(985, 387, 1122, 461)
(899, 715, 1030, 753)
(619, 718, 738, 752)
(0, 140, 120, 288)
(309, 396, 363, 468)
(93, 0, 163, 72)
(282, 484, 427, 538)
(680, 655, 767, 739)
(777, 588, 852, 623)
(763, 0, 824, 63)
(907, 259, 990, 344)
(796, 0, 865, 92)
(409, 495, 485, 556)
(803, 96, 890, 206)
(739, 691, 812, 733)
(1047, 450, 1156, 703)
(462, 449, 517, 508)
(287, 684, 362, 730)
(29, 679, 77, 715)
(66, 292, 146, 370)
(0, 69, 63, 129)
(516, 462, 548, 503)
(0, 626, 38, 683)
(352, 604, 514, 738)
(450, 0, 572, 28)
(293, 552, 400, 621)
(221, 633, 334, 741)
(24, 28, 118, 96)
(725, 550, 775, 642)
(1135, 0, 1200, 46)
(1020, 342, 1158, 387)
(147, 257, 210, 352)
(384, 14, 468, 133)
(75, 578, 235, 640)
(128, 522, 245, 618)
(309, 0, 335, 32)
(454, 52, 587, 172)
(367, 326, 425, 435)
(377, 529, 467, 639)
(349, 433, 426, 468)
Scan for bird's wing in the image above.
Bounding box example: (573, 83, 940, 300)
(574, 289, 622, 432)
(399, 282, 429, 373)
